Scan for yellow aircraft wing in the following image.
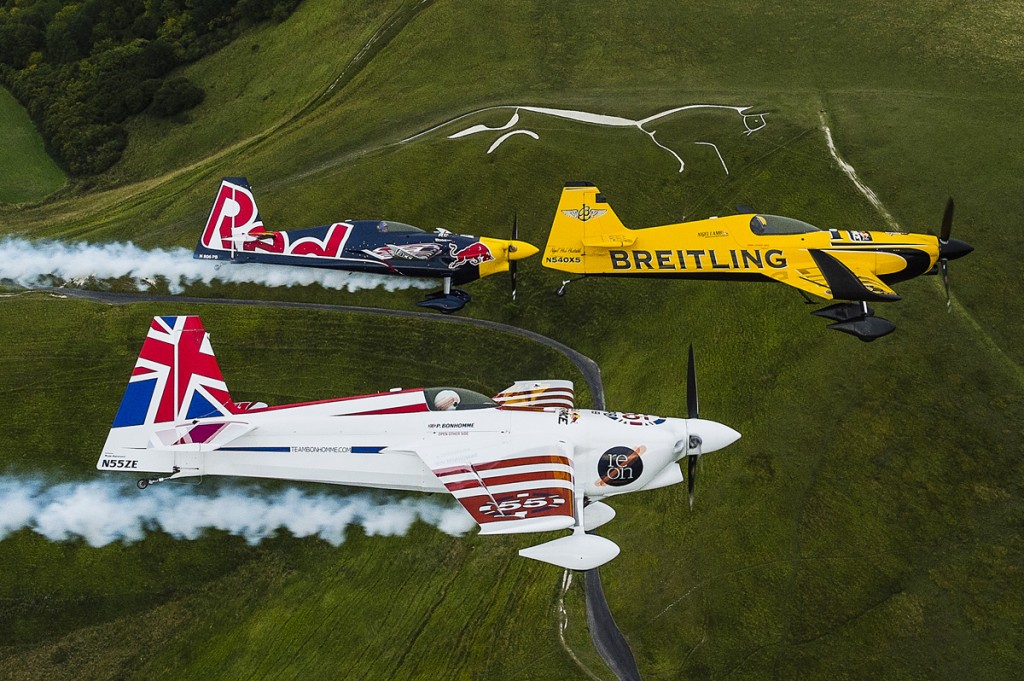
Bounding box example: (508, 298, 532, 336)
(766, 249, 901, 302)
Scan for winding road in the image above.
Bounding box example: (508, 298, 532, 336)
(36, 286, 642, 681)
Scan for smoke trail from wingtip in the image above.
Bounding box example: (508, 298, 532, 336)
(0, 237, 434, 294)
(0, 477, 475, 547)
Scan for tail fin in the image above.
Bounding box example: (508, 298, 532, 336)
(542, 182, 633, 274)
(194, 177, 264, 261)
(99, 317, 247, 475)
(111, 316, 238, 429)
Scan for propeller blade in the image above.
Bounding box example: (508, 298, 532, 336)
(687, 454, 697, 510)
(940, 197, 954, 244)
(510, 210, 518, 301)
(686, 346, 700, 510)
(941, 258, 950, 311)
(686, 344, 699, 419)
(936, 198, 971, 310)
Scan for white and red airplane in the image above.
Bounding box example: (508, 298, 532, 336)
(97, 316, 740, 569)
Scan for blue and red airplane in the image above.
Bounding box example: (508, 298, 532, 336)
(194, 178, 538, 312)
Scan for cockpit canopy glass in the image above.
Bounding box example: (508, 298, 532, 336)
(424, 387, 496, 411)
(750, 214, 821, 235)
(375, 221, 424, 234)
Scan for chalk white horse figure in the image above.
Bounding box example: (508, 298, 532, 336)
(402, 104, 768, 173)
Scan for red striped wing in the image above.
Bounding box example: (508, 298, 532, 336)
(426, 443, 576, 535)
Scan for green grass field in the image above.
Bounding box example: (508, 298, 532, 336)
(1, 1, 1022, 679)
(0, 87, 66, 204)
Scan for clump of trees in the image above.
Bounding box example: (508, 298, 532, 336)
(0, 0, 301, 176)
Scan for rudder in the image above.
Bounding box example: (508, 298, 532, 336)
(194, 177, 264, 261)
(542, 182, 631, 274)
(111, 316, 238, 428)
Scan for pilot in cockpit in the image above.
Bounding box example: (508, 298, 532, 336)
(433, 389, 461, 411)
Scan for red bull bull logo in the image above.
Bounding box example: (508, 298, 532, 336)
(448, 241, 494, 269)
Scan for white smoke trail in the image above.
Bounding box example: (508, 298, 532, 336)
(0, 477, 475, 547)
(0, 237, 434, 294)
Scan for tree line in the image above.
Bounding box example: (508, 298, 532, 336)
(0, 0, 301, 176)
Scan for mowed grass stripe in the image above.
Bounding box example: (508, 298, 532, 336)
(0, 87, 65, 204)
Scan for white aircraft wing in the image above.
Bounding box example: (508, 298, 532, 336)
(410, 439, 620, 569)
(413, 440, 577, 535)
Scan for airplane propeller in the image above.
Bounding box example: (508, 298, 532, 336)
(686, 344, 701, 510)
(936, 198, 973, 311)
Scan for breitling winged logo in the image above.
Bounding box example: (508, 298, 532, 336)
(562, 204, 607, 222)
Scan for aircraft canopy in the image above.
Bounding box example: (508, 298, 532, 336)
(424, 387, 496, 411)
(750, 214, 821, 235)
(373, 220, 424, 233)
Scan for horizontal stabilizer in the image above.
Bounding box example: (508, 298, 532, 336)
(149, 421, 254, 451)
(519, 531, 620, 570)
(581, 234, 636, 248)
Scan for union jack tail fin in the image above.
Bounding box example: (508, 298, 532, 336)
(111, 316, 239, 429)
(194, 177, 265, 260)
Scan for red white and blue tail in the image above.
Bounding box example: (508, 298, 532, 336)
(111, 316, 239, 428)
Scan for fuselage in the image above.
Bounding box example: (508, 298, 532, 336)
(546, 212, 941, 286)
(195, 177, 537, 286)
(99, 388, 719, 501)
(197, 220, 534, 285)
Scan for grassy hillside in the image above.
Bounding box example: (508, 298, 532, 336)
(0, 295, 600, 679)
(1, 1, 1022, 679)
(0, 87, 66, 204)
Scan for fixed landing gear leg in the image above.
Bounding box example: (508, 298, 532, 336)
(137, 466, 181, 489)
(556, 276, 586, 297)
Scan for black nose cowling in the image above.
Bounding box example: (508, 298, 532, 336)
(940, 238, 973, 261)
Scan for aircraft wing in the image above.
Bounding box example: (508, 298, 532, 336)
(767, 249, 901, 302)
(412, 439, 618, 569)
(413, 440, 577, 535)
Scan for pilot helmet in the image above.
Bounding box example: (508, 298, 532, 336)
(434, 389, 461, 411)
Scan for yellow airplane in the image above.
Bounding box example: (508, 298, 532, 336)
(542, 182, 973, 341)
